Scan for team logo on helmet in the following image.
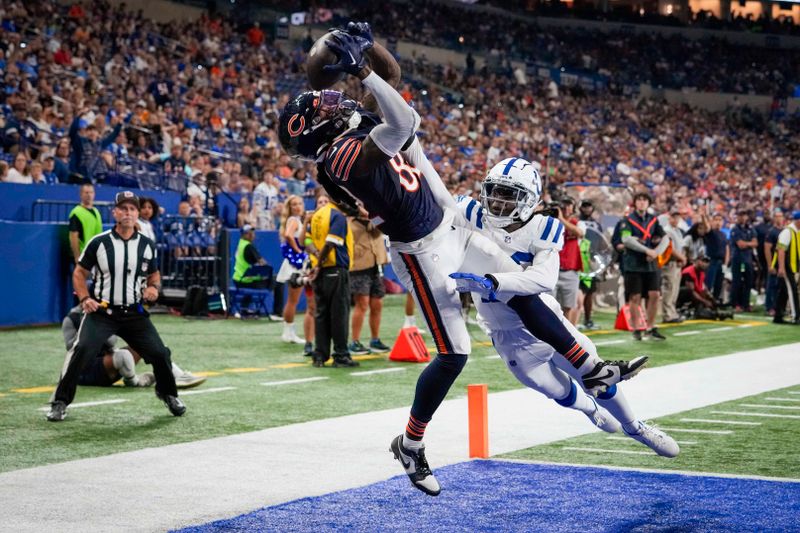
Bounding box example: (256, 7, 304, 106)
(287, 114, 305, 137)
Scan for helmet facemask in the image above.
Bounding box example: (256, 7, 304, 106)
(480, 181, 538, 228)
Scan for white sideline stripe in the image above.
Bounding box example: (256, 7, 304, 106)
(594, 340, 626, 346)
(350, 368, 405, 377)
(711, 410, 800, 420)
(707, 326, 734, 333)
(764, 397, 800, 402)
(606, 436, 697, 445)
(562, 446, 652, 456)
(484, 354, 502, 359)
(739, 404, 800, 410)
(737, 324, 755, 328)
(680, 418, 761, 426)
(261, 377, 329, 387)
(673, 331, 701, 336)
(787, 391, 800, 395)
(4, 342, 800, 533)
(37, 399, 127, 411)
(658, 427, 733, 435)
(494, 458, 800, 484)
(180, 387, 236, 396)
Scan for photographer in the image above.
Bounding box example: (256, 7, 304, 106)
(308, 198, 358, 368)
(678, 256, 732, 320)
(553, 197, 584, 325)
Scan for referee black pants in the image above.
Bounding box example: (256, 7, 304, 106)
(53, 310, 177, 405)
(775, 272, 799, 322)
(312, 266, 350, 360)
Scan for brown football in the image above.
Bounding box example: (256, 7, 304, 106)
(306, 31, 346, 90)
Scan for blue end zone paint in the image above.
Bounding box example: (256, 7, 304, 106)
(175, 461, 800, 532)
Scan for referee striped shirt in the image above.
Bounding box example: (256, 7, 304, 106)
(78, 229, 158, 306)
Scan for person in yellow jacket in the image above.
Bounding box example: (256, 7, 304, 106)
(308, 198, 356, 368)
(68, 183, 103, 263)
(773, 210, 800, 325)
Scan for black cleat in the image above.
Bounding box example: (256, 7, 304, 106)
(46, 401, 67, 422)
(646, 327, 666, 341)
(332, 356, 360, 368)
(581, 356, 649, 396)
(632, 330, 643, 341)
(157, 393, 186, 416)
(390, 435, 441, 496)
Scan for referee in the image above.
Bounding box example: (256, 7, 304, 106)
(47, 191, 184, 421)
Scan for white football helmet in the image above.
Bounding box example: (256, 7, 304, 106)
(480, 157, 542, 228)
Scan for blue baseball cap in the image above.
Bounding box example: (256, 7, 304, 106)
(792, 210, 800, 221)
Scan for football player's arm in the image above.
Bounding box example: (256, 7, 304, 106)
(402, 137, 462, 218)
(487, 249, 560, 300)
(361, 41, 401, 113)
(348, 66, 420, 176)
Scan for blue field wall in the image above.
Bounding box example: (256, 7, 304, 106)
(176, 461, 800, 533)
(0, 183, 181, 222)
(0, 221, 74, 326)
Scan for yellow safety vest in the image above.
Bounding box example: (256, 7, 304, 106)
(772, 226, 800, 273)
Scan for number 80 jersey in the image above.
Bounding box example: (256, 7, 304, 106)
(321, 116, 444, 243)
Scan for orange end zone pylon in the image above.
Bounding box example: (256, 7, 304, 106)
(468, 384, 489, 459)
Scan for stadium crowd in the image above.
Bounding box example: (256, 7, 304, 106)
(1, 0, 799, 330)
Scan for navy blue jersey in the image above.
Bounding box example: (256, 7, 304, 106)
(321, 114, 443, 243)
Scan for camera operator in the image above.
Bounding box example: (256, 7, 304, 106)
(308, 198, 358, 368)
(678, 255, 732, 320)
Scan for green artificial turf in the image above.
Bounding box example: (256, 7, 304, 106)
(0, 296, 797, 473)
(500, 386, 800, 479)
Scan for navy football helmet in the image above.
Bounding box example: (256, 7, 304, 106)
(278, 90, 358, 161)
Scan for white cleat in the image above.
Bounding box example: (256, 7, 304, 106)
(390, 435, 441, 496)
(123, 372, 155, 387)
(586, 398, 621, 433)
(175, 371, 207, 389)
(624, 421, 680, 458)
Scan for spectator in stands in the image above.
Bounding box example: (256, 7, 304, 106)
(69, 109, 122, 181)
(252, 170, 279, 230)
(29, 161, 45, 185)
(348, 207, 391, 356)
(5, 151, 31, 184)
(138, 197, 160, 242)
(42, 156, 59, 184)
(553, 197, 584, 325)
(0, 161, 8, 182)
(660, 207, 688, 323)
(704, 212, 728, 301)
(2, 103, 25, 154)
(68, 183, 103, 263)
(764, 210, 786, 316)
(276, 195, 308, 345)
(53, 139, 72, 183)
(236, 196, 254, 229)
(729, 210, 757, 311)
(166, 201, 191, 259)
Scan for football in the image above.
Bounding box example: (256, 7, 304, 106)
(306, 31, 346, 90)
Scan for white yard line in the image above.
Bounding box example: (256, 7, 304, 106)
(350, 368, 406, 377)
(711, 410, 800, 420)
(706, 326, 734, 333)
(594, 340, 626, 346)
(673, 331, 701, 336)
(605, 436, 697, 445)
(484, 354, 502, 359)
(180, 387, 236, 396)
(763, 398, 800, 402)
(36, 399, 126, 411)
(679, 418, 761, 426)
(4, 342, 800, 533)
(738, 404, 800, 410)
(658, 427, 733, 435)
(787, 391, 800, 395)
(562, 446, 653, 456)
(261, 377, 329, 386)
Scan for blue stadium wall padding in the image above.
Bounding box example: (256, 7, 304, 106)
(0, 221, 74, 327)
(0, 183, 182, 222)
(226, 229, 306, 312)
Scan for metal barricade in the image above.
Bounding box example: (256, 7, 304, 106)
(32, 200, 114, 223)
(158, 215, 222, 297)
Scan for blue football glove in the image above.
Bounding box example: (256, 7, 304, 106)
(450, 272, 498, 301)
(323, 30, 372, 76)
(344, 21, 373, 47)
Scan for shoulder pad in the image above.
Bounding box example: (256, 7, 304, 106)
(324, 136, 363, 183)
(527, 214, 564, 252)
(456, 196, 485, 230)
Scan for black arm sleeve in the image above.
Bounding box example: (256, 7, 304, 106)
(69, 214, 81, 232)
(78, 237, 101, 270)
(244, 243, 262, 264)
